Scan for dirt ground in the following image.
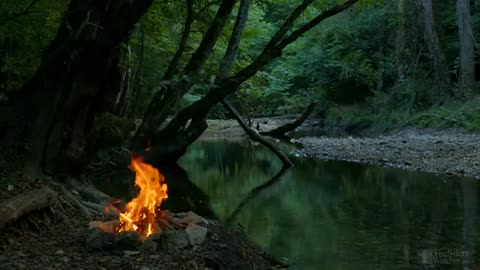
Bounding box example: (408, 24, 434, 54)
(0, 157, 284, 270)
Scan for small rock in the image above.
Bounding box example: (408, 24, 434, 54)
(178, 211, 208, 226)
(123, 250, 141, 257)
(85, 229, 114, 250)
(185, 223, 207, 245)
(7, 185, 13, 191)
(140, 238, 157, 253)
(159, 230, 189, 250)
(60, 257, 70, 263)
(140, 266, 150, 270)
(89, 220, 120, 233)
(113, 231, 141, 250)
(54, 250, 64, 255)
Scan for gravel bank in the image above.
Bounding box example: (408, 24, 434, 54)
(294, 129, 480, 179)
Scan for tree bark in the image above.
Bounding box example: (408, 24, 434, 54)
(0, 187, 57, 229)
(260, 102, 317, 137)
(4, 0, 152, 175)
(456, 0, 475, 90)
(420, 0, 451, 94)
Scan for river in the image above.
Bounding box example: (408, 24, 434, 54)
(179, 139, 479, 269)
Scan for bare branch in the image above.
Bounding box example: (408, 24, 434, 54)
(182, 0, 238, 76)
(215, 0, 250, 83)
(276, 0, 360, 50)
(0, 0, 41, 26)
(162, 0, 194, 81)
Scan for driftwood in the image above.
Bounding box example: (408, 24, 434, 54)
(260, 101, 317, 137)
(0, 187, 57, 229)
(222, 100, 293, 167)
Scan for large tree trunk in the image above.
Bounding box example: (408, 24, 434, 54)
(3, 0, 152, 175)
(420, 0, 452, 95)
(456, 0, 475, 91)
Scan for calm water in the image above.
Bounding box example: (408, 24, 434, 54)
(179, 139, 480, 270)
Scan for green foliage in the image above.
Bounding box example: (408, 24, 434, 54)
(324, 105, 374, 132)
(412, 98, 480, 131)
(0, 0, 66, 94)
(3, 0, 480, 135)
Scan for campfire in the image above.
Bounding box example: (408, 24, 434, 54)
(86, 156, 208, 251)
(117, 155, 168, 238)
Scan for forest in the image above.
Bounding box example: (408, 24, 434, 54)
(0, 0, 479, 269)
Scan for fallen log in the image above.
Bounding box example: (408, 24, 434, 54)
(222, 99, 293, 168)
(260, 101, 317, 137)
(0, 187, 57, 229)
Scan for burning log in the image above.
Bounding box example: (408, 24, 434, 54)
(0, 187, 57, 230)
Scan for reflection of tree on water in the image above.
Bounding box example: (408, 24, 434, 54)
(226, 166, 289, 224)
(180, 140, 480, 269)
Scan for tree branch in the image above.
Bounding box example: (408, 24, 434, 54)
(222, 99, 293, 167)
(215, 0, 250, 83)
(162, 0, 194, 81)
(150, 0, 359, 160)
(276, 0, 360, 50)
(182, 0, 238, 76)
(213, 0, 292, 167)
(0, 0, 41, 26)
(260, 101, 317, 136)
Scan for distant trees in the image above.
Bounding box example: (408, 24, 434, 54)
(456, 0, 475, 91)
(420, 0, 451, 94)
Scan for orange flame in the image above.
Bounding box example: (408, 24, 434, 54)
(117, 156, 168, 238)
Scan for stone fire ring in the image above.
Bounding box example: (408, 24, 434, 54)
(85, 211, 208, 253)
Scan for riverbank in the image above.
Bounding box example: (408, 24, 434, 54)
(201, 119, 480, 179)
(0, 154, 284, 270)
(201, 117, 321, 141)
(294, 129, 480, 179)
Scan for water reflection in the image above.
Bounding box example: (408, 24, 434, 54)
(179, 139, 480, 270)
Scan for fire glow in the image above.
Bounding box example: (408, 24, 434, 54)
(117, 156, 168, 238)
